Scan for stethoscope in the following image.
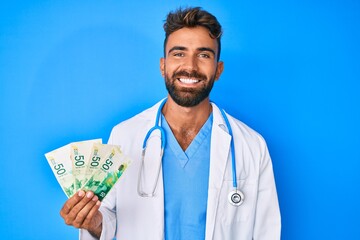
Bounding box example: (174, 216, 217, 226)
(137, 99, 245, 207)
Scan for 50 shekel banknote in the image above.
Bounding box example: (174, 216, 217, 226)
(45, 139, 130, 200)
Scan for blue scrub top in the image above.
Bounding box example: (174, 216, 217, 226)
(161, 113, 213, 240)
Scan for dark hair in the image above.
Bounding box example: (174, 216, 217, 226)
(163, 7, 223, 61)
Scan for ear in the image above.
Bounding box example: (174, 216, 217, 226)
(215, 61, 224, 80)
(160, 58, 165, 77)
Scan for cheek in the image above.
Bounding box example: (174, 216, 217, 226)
(164, 63, 181, 76)
(204, 64, 219, 78)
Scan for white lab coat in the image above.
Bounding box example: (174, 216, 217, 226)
(80, 100, 281, 240)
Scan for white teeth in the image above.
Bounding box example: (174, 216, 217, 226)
(179, 78, 199, 84)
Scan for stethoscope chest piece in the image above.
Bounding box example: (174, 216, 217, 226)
(228, 189, 245, 206)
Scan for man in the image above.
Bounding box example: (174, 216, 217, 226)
(60, 7, 281, 240)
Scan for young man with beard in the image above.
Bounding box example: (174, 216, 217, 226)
(60, 7, 281, 240)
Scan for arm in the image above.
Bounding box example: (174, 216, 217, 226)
(60, 191, 103, 238)
(253, 141, 281, 240)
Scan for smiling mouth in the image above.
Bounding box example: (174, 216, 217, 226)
(178, 78, 200, 84)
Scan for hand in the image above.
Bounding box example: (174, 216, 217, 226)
(60, 191, 103, 238)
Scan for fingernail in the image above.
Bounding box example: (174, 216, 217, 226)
(92, 195, 98, 202)
(86, 191, 93, 198)
(96, 200, 101, 206)
(78, 191, 85, 197)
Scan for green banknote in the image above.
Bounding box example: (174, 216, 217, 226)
(70, 139, 102, 191)
(45, 144, 75, 198)
(84, 143, 110, 182)
(46, 139, 130, 200)
(82, 145, 130, 201)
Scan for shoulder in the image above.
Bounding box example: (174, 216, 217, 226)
(229, 114, 265, 141)
(108, 100, 163, 144)
(224, 112, 272, 169)
(228, 113, 267, 146)
(212, 103, 268, 151)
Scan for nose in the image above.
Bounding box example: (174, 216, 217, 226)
(182, 55, 198, 71)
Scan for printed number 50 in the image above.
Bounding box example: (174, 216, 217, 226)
(54, 164, 66, 175)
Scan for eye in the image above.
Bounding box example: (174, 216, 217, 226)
(173, 52, 184, 57)
(198, 53, 211, 58)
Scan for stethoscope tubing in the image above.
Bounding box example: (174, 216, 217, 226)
(218, 108, 237, 189)
(139, 98, 244, 206)
(142, 99, 167, 149)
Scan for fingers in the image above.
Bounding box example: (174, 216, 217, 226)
(72, 192, 99, 228)
(60, 190, 86, 217)
(81, 200, 102, 230)
(60, 191, 101, 230)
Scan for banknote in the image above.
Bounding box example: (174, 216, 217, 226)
(46, 139, 130, 200)
(70, 139, 102, 191)
(84, 143, 111, 182)
(82, 145, 130, 200)
(45, 143, 75, 198)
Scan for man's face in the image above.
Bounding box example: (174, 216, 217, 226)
(160, 26, 224, 107)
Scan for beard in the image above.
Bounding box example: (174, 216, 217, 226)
(164, 69, 216, 107)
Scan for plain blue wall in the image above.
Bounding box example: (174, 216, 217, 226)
(1, 0, 359, 239)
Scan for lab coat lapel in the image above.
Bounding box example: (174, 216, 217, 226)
(205, 104, 231, 240)
(138, 100, 165, 239)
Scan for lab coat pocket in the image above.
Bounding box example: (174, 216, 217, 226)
(219, 179, 256, 225)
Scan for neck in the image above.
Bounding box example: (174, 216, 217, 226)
(162, 96, 212, 150)
(162, 97, 212, 128)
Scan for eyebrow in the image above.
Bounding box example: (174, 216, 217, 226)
(197, 47, 216, 56)
(168, 46, 216, 56)
(168, 46, 187, 55)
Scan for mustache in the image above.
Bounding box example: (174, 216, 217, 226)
(172, 70, 207, 81)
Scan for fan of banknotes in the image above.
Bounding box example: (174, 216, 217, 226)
(45, 139, 130, 201)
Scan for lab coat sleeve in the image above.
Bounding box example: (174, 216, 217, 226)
(253, 138, 281, 240)
(79, 186, 117, 240)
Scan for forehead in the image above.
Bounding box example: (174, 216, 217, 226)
(165, 26, 218, 53)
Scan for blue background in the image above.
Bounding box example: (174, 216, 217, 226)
(1, 0, 359, 239)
